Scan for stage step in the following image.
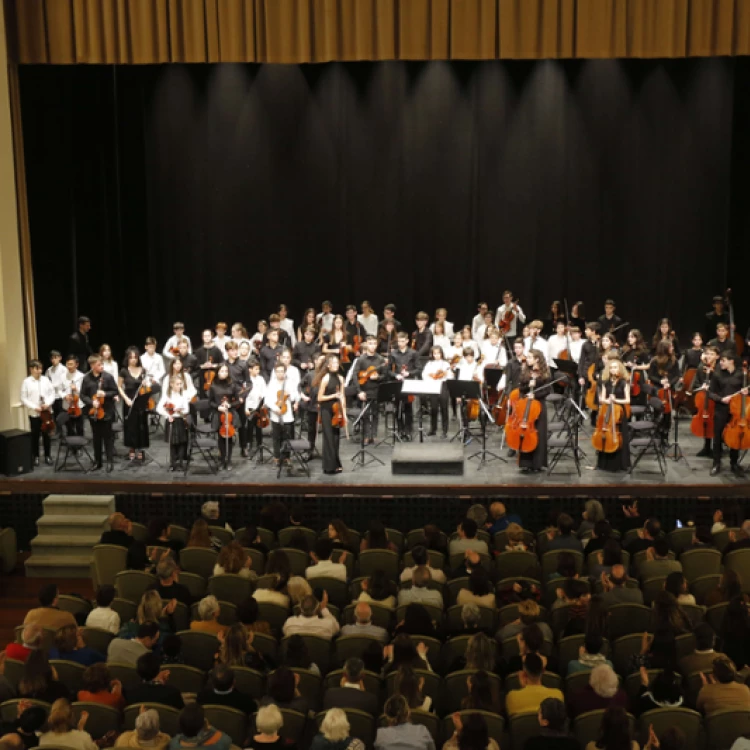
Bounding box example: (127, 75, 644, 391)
(391, 443, 464, 476)
(25, 494, 115, 578)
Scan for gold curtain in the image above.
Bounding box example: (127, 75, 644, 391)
(8, 0, 750, 64)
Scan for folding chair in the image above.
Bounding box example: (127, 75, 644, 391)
(680, 548, 721, 583)
(180, 547, 218, 579)
(202, 705, 248, 747)
(92, 544, 128, 587)
(207, 574, 254, 606)
(186, 416, 219, 475)
(628, 398, 667, 475)
(277, 437, 310, 478)
(54, 412, 94, 472)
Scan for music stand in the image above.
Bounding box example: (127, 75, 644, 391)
(447, 380, 481, 445)
(402, 380, 443, 444)
(484, 367, 504, 416)
(350, 399, 384, 469)
(374, 381, 403, 449)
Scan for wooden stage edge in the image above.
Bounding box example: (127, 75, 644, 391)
(0, 476, 747, 499)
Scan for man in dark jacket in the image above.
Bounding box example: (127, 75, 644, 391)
(322, 658, 378, 715)
(196, 665, 256, 714)
(124, 652, 184, 709)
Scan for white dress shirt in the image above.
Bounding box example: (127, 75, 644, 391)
(61, 370, 85, 410)
(317, 312, 335, 332)
(471, 313, 487, 337)
(213, 335, 230, 359)
(357, 314, 379, 336)
(306, 559, 347, 582)
(421, 360, 453, 381)
(282, 608, 340, 640)
(456, 361, 483, 382)
(279, 319, 297, 347)
(524, 335, 549, 362)
(432, 335, 452, 355)
(163, 334, 192, 359)
(161, 372, 196, 402)
(102, 361, 119, 380)
(430, 321, 455, 338)
(46, 364, 68, 400)
(445, 345, 465, 364)
(569, 339, 584, 364)
(245, 375, 267, 411)
(495, 303, 526, 337)
(85, 607, 121, 635)
(156, 390, 191, 419)
(141, 352, 166, 382)
(267, 374, 299, 424)
(480, 339, 508, 367)
(21, 376, 55, 417)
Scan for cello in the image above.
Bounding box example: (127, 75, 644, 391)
(723, 363, 750, 451)
(504, 380, 541, 454)
(690, 363, 715, 440)
(591, 391, 623, 453)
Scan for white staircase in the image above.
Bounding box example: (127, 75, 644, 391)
(25, 494, 115, 578)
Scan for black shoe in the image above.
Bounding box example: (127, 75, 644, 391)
(696, 447, 712, 458)
(731, 464, 746, 477)
(33, 457, 39, 467)
(169, 465, 176, 472)
(44, 456, 52, 466)
(710, 463, 721, 476)
(521, 466, 532, 474)
(508, 449, 516, 458)
(106, 462, 114, 473)
(241, 447, 249, 458)
(90, 464, 103, 472)
(427, 431, 437, 437)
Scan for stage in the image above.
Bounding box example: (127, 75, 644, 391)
(0, 422, 746, 499)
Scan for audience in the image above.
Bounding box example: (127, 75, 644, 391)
(261, 667, 308, 714)
(118, 591, 174, 641)
(168, 704, 231, 750)
(0, 703, 48, 750)
(100, 513, 134, 548)
(322, 657, 379, 714)
(18, 651, 70, 703)
(566, 634, 613, 676)
(77, 663, 125, 708)
(600, 565, 643, 606)
(663, 571, 695, 606)
(457, 567, 496, 608)
(189, 596, 226, 636)
(356, 570, 397, 609)
(245, 704, 292, 750)
(443, 712, 499, 750)
(236, 598, 272, 635)
(306, 539, 348, 583)
(282, 594, 340, 639)
(85, 585, 120, 634)
(639, 538, 681, 581)
(704, 569, 742, 607)
(525, 697, 578, 750)
(216, 623, 266, 671)
(23, 585, 77, 631)
(586, 706, 638, 750)
(310, 708, 364, 750)
(679, 623, 732, 676)
(282, 633, 320, 675)
(186, 519, 220, 552)
(383, 634, 433, 675)
(360, 520, 398, 552)
(213, 541, 256, 580)
(196, 664, 256, 714)
(636, 667, 684, 714)
(578, 500, 605, 538)
(374, 695, 435, 750)
(460, 669, 503, 714)
(107, 622, 160, 666)
(505, 653, 564, 718)
(496, 600, 553, 643)
(114, 709, 170, 750)
(124, 653, 184, 709)
(449, 519, 489, 557)
(567, 664, 628, 718)
(327, 519, 356, 553)
(145, 518, 184, 559)
(394, 665, 432, 711)
(148, 558, 192, 606)
(49, 625, 104, 667)
(398, 567, 444, 609)
(401, 545, 447, 585)
(38, 698, 96, 750)
(486, 502, 521, 535)
(721, 596, 750, 670)
(696, 657, 750, 714)
(546, 514, 583, 553)
(340, 602, 389, 641)
(6, 624, 43, 663)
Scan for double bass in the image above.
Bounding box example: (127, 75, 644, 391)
(723, 363, 750, 451)
(690, 363, 715, 440)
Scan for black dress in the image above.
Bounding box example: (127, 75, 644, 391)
(596, 379, 631, 472)
(120, 367, 150, 450)
(622, 349, 649, 407)
(320, 373, 343, 473)
(517, 372, 549, 471)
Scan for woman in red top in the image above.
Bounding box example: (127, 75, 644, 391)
(77, 663, 125, 709)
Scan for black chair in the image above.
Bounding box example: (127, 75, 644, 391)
(628, 397, 667, 476)
(54, 412, 94, 471)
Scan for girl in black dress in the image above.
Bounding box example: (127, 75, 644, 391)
(622, 329, 650, 407)
(517, 349, 551, 474)
(322, 315, 350, 368)
(648, 340, 681, 443)
(209, 363, 241, 470)
(651, 318, 682, 359)
(596, 358, 631, 472)
(118, 346, 151, 462)
(315, 355, 346, 475)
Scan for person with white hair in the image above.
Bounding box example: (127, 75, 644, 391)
(245, 704, 285, 750)
(310, 708, 365, 750)
(115, 708, 170, 750)
(282, 594, 340, 640)
(568, 664, 628, 718)
(190, 595, 226, 636)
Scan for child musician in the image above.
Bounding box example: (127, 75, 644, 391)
(516, 349, 551, 474)
(390, 331, 420, 441)
(157, 375, 191, 472)
(141, 337, 166, 382)
(20, 360, 55, 467)
(226, 341, 250, 457)
(479, 327, 508, 368)
(299, 353, 326, 455)
(686, 345, 719, 459)
(595, 359, 631, 472)
(455, 347, 484, 440)
(315, 355, 346, 474)
(267, 363, 300, 463)
(411, 312, 434, 361)
(421, 346, 453, 438)
(683, 332, 705, 372)
(46, 350, 66, 422)
(353, 336, 386, 444)
(245, 361, 268, 454)
(80, 354, 118, 473)
(163, 322, 192, 360)
(430, 308, 455, 338)
(209, 363, 240, 471)
(61, 354, 85, 437)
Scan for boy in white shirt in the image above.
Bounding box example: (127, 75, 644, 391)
(213, 322, 230, 358)
(45, 350, 66, 422)
(278, 305, 297, 347)
(357, 300, 379, 336)
(480, 328, 508, 368)
(524, 320, 549, 361)
(495, 290, 526, 338)
(85, 584, 120, 634)
(471, 302, 490, 337)
(266, 363, 299, 462)
(430, 308, 455, 338)
(421, 346, 453, 437)
(317, 301, 335, 334)
(163, 321, 192, 360)
(20, 359, 55, 466)
(277, 349, 301, 396)
(547, 321, 570, 368)
(245, 362, 268, 455)
(306, 538, 348, 583)
(141, 337, 166, 382)
(61, 354, 85, 437)
(569, 327, 584, 364)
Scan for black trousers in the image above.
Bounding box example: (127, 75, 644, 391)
(304, 410, 318, 450)
(320, 411, 342, 472)
(429, 392, 449, 435)
(247, 415, 264, 447)
(272, 421, 293, 459)
(90, 419, 113, 465)
(67, 414, 84, 437)
(237, 411, 248, 449)
(713, 405, 740, 465)
(360, 397, 379, 439)
(218, 433, 234, 464)
(29, 417, 51, 459)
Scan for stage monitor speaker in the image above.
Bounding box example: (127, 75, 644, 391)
(0, 429, 32, 476)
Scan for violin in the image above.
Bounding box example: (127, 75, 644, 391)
(67, 385, 81, 418)
(256, 406, 270, 429)
(139, 380, 155, 411)
(352, 335, 362, 356)
(331, 399, 347, 428)
(723, 363, 750, 451)
(690, 364, 715, 440)
(340, 342, 351, 364)
(357, 366, 379, 386)
(591, 391, 623, 453)
(170, 344, 180, 357)
(498, 300, 519, 334)
(203, 356, 216, 392)
(89, 389, 105, 420)
(218, 397, 235, 438)
(504, 377, 541, 454)
(630, 370, 641, 397)
(39, 399, 55, 434)
(450, 354, 461, 367)
(658, 384, 673, 414)
(430, 369, 448, 380)
(277, 389, 289, 415)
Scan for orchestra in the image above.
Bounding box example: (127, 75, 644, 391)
(19, 292, 748, 478)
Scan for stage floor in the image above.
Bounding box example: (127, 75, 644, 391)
(1, 421, 747, 497)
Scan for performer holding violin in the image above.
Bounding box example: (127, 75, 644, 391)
(157, 375, 191, 471)
(194, 329, 223, 393)
(511, 349, 551, 473)
(209, 363, 241, 470)
(411, 312, 434, 361)
(316, 355, 347, 474)
(322, 315, 350, 361)
(20, 359, 55, 467)
(267, 363, 299, 464)
(118, 346, 155, 463)
(299, 353, 326, 456)
(293, 326, 321, 374)
(622, 330, 650, 407)
(344, 305, 366, 355)
(593, 359, 631, 472)
(688, 346, 719, 458)
(390, 331, 421, 441)
(708, 351, 748, 477)
(422, 346, 453, 438)
(648, 340, 681, 443)
(651, 318, 681, 359)
(245, 361, 269, 454)
(61, 355, 85, 437)
(495, 290, 525, 338)
(597, 299, 622, 334)
(80, 354, 118, 472)
(354, 336, 386, 445)
(225, 341, 251, 456)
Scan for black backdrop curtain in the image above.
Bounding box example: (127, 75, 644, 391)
(19, 59, 750, 361)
